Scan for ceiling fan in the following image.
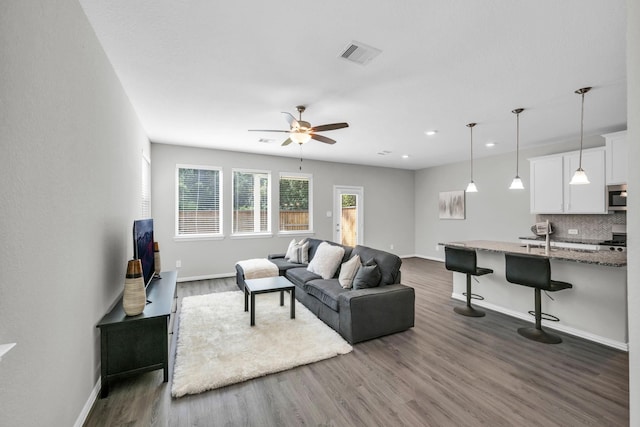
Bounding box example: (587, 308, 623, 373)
(249, 105, 349, 146)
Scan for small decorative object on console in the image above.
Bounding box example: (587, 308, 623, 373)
(123, 259, 146, 316)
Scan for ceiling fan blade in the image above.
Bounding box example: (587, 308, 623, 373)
(282, 112, 299, 129)
(309, 122, 349, 132)
(248, 129, 290, 133)
(310, 134, 336, 144)
(281, 137, 293, 146)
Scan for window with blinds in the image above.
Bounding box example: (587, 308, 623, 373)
(141, 155, 151, 218)
(176, 166, 222, 237)
(279, 173, 312, 233)
(232, 169, 271, 235)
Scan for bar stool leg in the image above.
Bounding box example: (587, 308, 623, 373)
(517, 288, 562, 344)
(454, 274, 485, 317)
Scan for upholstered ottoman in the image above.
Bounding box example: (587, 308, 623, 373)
(235, 258, 279, 291)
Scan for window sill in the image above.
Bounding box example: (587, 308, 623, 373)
(230, 233, 273, 239)
(174, 234, 224, 242)
(278, 231, 315, 237)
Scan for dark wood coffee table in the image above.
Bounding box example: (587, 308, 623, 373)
(244, 276, 296, 326)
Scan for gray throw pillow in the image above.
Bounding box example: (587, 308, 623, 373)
(352, 261, 381, 290)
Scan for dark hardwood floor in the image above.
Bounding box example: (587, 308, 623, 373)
(84, 257, 629, 426)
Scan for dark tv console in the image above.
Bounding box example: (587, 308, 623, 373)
(96, 270, 177, 398)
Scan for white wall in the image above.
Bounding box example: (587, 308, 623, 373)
(414, 135, 607, 260)
(0, 1, 149, 426)
(626, 1, 639, 424)
(151, 143, 415, 279)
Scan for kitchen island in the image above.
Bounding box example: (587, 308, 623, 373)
(442, 240, 627, 349)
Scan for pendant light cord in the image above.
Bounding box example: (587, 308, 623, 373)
(468, 123, 474, 181)
(516, 112, 520, 175)
(578, 91, 585, 169)
(470, 126, 473, 181)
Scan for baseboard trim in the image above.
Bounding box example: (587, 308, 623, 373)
(451, 292, 628, 351)
(177, 272, 235, 282)
(411, 254, 445, 262)
(74, 377, 101, 427)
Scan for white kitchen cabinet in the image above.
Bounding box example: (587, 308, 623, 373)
(603, 130, 628, 185)
(529, 146, 606, 214)
(530, 155, 564, 213)
(563, 147, 606, 213)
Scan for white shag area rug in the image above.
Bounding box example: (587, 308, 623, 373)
(171, 290, 353, 397)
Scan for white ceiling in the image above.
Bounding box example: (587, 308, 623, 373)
(78, 0, 627, 170)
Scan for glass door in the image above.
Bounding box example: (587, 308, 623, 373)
(333, 186, 363, 246)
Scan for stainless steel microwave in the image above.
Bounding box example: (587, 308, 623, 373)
(607, 184, 627, 211)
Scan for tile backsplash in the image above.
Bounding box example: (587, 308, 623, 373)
(537, 213, 626, 241)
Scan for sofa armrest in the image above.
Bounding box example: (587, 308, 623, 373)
(338, 284, 415, 344)
(268, 253, 286, 260)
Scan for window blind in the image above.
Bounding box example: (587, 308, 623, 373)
(233, 170, 270, 234)
(177, 167, 221, 235)
(141, 155, 151, 218)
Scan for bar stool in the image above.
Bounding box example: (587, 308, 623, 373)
(505, 253, 572, 344)
(445, 246, 493, 317)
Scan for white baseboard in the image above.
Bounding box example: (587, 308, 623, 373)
(74, 377, 101, 427)
(177, 272, 235, 282)
(410, 253, 445, 262)
(451, 292, 629, 351)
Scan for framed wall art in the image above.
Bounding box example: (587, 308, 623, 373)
(439, 190, 465, 220)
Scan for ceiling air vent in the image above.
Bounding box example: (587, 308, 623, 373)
(339, 41, 382, 65)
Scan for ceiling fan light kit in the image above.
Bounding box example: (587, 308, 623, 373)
(249, 105, 348, 147)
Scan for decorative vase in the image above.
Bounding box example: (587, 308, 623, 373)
(123, 259, 146, 316)
(154, 241, 161, 276)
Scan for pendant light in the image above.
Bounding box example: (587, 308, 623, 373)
(465, 123, 478, 193)
(509, 108, 525, 190)
(569, 87, 592, 185)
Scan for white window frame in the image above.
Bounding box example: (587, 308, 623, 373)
(175, 164, 223, 241)
(231, 168, 272, 237)
(278, 172, 313, 235)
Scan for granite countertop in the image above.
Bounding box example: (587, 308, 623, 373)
(442, 240, 627, 267)
(518, 235, 604, 245)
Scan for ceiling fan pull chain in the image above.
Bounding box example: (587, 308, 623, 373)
(299, 144, 303, 171)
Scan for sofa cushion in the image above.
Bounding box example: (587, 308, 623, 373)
(307, 242, 345, 280)
(286, 267, 321, 287)
(352, 245, 402, 286)
(304, 279, 348, 311)
(269, 258, 305, 275)
(338, 254, 361, 289)
(352, 261, 382, 290)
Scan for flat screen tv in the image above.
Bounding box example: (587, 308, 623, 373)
(133, 218, 155, 288)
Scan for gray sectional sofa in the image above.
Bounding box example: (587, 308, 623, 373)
(236, 238, 415, 344)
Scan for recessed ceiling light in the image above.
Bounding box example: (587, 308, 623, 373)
(485, 142, 496, 148)
(402, 154, 410, 159)
(425, 130, 438, 136)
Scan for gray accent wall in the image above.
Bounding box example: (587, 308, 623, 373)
(151, 144, 415, 279)
(414, 135, 608, 261)
(0, 1, 149, 426)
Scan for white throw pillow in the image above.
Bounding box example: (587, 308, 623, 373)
(307, 242, 345, 280)
(289, 240, 309, 264)
(338, 254, 361, 289)
(284, 238, 297, 260)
